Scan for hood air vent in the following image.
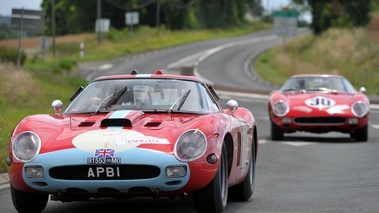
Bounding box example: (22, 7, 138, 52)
(78, 122, 96, 127)
(101, 119, 132, 127)
(144, 122, 161, 127)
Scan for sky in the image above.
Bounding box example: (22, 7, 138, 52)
(0, 0, 293, 16)
(262, 0, 291, 12)
(0, 0, 42, 16)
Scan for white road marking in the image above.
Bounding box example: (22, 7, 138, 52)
(280, 142, 315, 146)
(372, 124, 379, 129)
(259, 139, 314, 146)
(99, 64, 113, 70)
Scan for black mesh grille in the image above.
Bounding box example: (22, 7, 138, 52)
(294, 117, 346, 124)
(49, 165, 160, 180)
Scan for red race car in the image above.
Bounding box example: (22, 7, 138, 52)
(268, 74, 370, 141)
(7, 70, 258, 213)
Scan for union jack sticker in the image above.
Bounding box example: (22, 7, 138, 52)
(95, 148, 115, 158)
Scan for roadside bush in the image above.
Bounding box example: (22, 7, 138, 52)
(0, 46, 27, 65)
(52, 58, 77, 74)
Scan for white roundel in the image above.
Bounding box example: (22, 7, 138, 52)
(72, 129, 170, 153)
(305, 96, 335, 108)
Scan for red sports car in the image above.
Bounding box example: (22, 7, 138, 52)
(7, 70, 258, 213)
(268, 74, 370, 141)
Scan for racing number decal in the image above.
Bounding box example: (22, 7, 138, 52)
(305, 96, 335, 108)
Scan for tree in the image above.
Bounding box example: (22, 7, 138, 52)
(291, 0, 371, 34)
(42, 0, 263, 35)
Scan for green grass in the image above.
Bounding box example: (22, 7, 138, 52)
(0, 22, 270, 173)
(254, 28, 379, 94)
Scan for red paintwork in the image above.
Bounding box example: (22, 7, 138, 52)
(8, 71, 258, 196)
(268, 74, 370, 134)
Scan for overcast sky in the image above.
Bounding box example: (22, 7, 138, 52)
(0, 0, 293, 16)
(0, 0, 42, 16)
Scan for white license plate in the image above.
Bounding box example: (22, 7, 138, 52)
(87, 166, 121, 178)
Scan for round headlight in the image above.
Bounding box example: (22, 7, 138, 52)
(351, 101, 368, 117)
(174, 130, 207, 162)
(273, 101, 289, 116)
(12, 132, 41, 162)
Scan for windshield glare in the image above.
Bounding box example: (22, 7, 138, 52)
(64, 79, 220, 114)
(280, 76, 357, 93)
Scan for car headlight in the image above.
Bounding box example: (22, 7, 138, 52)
(351, 101, 368, 117)
(273, 101, 289, 116)
(12, 132, 41, 162)
(174, 130, 207, 162)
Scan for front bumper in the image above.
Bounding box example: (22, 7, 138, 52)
(21, 148, 190, 194)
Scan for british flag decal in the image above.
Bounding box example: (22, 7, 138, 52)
(95, 148, 115, 158)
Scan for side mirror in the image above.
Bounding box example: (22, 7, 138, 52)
(226, 100, 238, 115)
(52, 100, 63, 114)
(359, 87, 366, 93)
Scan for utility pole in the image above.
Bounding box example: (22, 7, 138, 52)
(155, 0, 160, 34)
(16, 8, 24, 67)
(97, 0, 102, 43)
(51, 0, 56, 57)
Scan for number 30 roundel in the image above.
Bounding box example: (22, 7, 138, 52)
(305, 96, 335, 108)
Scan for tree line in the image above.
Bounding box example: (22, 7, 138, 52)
(1, 0, 376, 40)
(291, 0, 374, 34)
(41, 0, 264, 35)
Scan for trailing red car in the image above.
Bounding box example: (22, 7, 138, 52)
(268, 74, 370, 141)
(7, 70, 258, 213)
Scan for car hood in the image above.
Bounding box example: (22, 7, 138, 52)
(284, 92, 356, 105)
(16, 110, 221, 155)
(69, 110, 193, 131)
(281, 92, 361, 115)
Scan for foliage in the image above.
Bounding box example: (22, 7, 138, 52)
(41, 0, 263, 35)
(0, 46, 27, 65)
(291, 0, 371, 34)
(255, 28, 379, 94)
(0, 24, 16, 40)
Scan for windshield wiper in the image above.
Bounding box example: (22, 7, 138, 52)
(282, 88, 305, 92)
(169, 89, 191, 112)
(94, 86, 128, 114)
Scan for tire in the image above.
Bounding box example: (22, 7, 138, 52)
(271, 121, 284, 141)
(228, 139, 255, 201)
(354, 124, 368, 142)
(11, 184, 48, 213)
(193, 145, 228, 213)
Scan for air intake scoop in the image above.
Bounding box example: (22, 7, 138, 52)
(101, 118, 132, 127)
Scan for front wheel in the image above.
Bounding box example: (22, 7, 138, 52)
(11, 184, 48, 213)
(271, 121, 284, 140)
(193, 144, 228, 213)
(354, 124, 368, 142)
(228, 139, 255, 201)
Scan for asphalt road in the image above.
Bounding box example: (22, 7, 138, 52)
(2, 28, 379, 213)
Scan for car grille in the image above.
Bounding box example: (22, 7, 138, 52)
(49, 165, 160, 180)
(294, 116, 346, 125)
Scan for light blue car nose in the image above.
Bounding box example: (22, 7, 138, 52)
(23, 147, 190, 193)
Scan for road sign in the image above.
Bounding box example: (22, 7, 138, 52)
(125, 12, 139, 25)
(274, 10, 298, 37)
(11, 9, 44, 33)
(95, 18, 110, 33)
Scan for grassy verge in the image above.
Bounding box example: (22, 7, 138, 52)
(255, 28, 379, 94)
(0, 22, 270, 173)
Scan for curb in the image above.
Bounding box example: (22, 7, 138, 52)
(0, 173, 9, 189)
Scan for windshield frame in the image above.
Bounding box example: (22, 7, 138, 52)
(64, 78, 221, 114)
(279, 76, 357, 94)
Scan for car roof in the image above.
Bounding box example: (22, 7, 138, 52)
(93, 70, 204, 83)
(291, 74, 343, 78)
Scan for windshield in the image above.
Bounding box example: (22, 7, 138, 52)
(280, 76, 357, 94)
(65, 78, 220, 114)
